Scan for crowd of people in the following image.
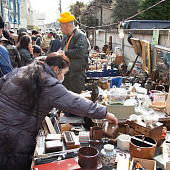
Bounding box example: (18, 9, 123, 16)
(0, 12, 118, 170)
(0, 23, 62, 73)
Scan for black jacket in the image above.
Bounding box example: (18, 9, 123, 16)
(2, 40, 21, 68)
(18, 48, 34, 66)
(61, 29, 89, 77)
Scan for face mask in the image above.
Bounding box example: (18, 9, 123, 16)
(60, 75, 65, 83)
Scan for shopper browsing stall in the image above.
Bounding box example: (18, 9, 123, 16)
(0, 51, 118, 170)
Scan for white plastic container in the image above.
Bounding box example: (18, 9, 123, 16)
(117, 134, 131, 151)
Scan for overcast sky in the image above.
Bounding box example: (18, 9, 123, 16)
(29, 0, 91, 23)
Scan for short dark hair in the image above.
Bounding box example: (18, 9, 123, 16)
(17, 32, 27, 42)
(32, 45, 41, 54)
(45, 52, 70, 69)
(49, 32, 54, 36)
(32, 30, 38, 35)
(3, 29, 10, 40)
(2, 29, 14, 44)
(94, 46, 99, 51)
(18, 27, 27, 34)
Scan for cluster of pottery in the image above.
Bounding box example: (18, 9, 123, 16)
(78, 144, 116, 169)
(143, 114, 159, 126)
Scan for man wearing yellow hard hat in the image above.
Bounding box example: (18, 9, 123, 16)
(58, 12, 89, 97)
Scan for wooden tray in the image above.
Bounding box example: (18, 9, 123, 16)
(150, 103, 166, 110)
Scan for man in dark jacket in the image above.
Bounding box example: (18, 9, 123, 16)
(58, 12, 89, 94)
(32, 30, 41, 47)
(0, 15, 13, 77)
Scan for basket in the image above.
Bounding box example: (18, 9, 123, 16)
(106, 104, 135, 119)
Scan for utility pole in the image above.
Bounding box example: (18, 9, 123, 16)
(59, 0, 61, 14)
(100, 6, 102, 26)
(1, 0, 4, 17)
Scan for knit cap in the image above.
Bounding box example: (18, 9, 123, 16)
(58, 12, 75, 23)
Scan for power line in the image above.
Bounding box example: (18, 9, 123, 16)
(75, 18, 117, 29)
(124, 0, 166, 21)
(75, 0, 166, 29)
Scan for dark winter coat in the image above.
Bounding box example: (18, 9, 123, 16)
(48, 39, 61, 53)
(2, 40, 21, 68)
(0, 63, 107, 170)
(61, 28, 89, 77)
(61, 28, 89, 93)
(18, 48, 34, 66)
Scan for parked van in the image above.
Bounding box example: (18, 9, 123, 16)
(122, 20, 170, 29)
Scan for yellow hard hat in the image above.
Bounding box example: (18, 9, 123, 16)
(58, 12, 75, 23)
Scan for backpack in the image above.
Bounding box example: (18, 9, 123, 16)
(32, 36, 40, 45)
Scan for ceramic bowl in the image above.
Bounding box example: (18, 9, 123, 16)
(130, 114, 138, 121)
(78, 146, 99, 169)
(143, 115, 152, 126)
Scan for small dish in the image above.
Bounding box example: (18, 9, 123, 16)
(150, 102, 166, 109)
(143, 115, 152, 126)
(130, 114, 138, 121)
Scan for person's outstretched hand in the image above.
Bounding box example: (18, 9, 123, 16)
(105, 112, 118, 125)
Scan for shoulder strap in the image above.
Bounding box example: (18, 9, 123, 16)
(35, 37, 40, 45)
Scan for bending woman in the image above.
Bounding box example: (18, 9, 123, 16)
(0, 51, 118, 170)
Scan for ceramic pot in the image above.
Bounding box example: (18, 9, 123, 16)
(129, 135, 157, 160)
(78, 146, 99, 169)
(100, 144, 116, 166)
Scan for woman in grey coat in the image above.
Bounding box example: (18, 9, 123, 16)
(0, 51, 118, 170)
(17, 35, 34, 66)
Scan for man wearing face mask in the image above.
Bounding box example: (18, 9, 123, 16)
(0, 15, 13, 77)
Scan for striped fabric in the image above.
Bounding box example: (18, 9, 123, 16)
(0, 44, 13, 77)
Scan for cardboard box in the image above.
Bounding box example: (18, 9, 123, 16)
(130, 157, 156, 170)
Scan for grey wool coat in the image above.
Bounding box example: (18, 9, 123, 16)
(0, 63, 107, 170)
